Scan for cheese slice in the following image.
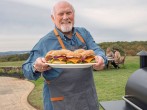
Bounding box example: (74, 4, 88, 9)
(67, 58, 81, 64)
(58, 57, 66, 62)
(84, 57, 95, 63)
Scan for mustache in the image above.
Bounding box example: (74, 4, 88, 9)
(61, 20, 71, 24)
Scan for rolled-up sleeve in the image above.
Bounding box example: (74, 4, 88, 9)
(82, 28, 108, 65)
(22, 40, 45, 80)
(22, 50, 41, 80)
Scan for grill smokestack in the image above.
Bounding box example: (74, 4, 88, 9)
(137, 50, 147, 68)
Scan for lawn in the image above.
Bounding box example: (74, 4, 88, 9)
(0, 61, 25, 67)
(28, 56, 139, 110)
(0, 56, 140, 110)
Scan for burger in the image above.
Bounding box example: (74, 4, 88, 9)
(66, 51, 82, 64)
(81, 50, 96, 63)
(45, 49, 96, 64)
(74, 49, 85, 53)
(45, 50, 68, 64)
(45, 50, 55, 63)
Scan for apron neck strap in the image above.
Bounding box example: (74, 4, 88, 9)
(54, 29, 66, 49)
(75, 32, 85, 43)
(54, 28, 85, 49)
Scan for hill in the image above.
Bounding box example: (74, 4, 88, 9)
(0, 51, 30, 56)
(99, 41, 147, 56)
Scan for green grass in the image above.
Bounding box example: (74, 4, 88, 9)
(0, 61, 25, 67)
(28, 78, 44, 110)
(0, 56, 140, 110)
(95, 56, 139, 102)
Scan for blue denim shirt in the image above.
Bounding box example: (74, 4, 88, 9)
(22, 27, 107, 110)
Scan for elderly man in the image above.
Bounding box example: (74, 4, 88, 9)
(22, 1, 107, 110)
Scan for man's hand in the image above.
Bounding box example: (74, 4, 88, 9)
(33, 57, 51, 73)
(93, 56, 105, 71)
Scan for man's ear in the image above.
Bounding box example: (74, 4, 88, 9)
(51, 15, 55, 23)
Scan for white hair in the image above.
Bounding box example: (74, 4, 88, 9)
(51, 0, 75, 18)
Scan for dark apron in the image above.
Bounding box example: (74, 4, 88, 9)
(46, 29, 99, 110)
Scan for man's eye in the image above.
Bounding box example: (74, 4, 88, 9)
(67, 12, 72, 15)
(59, 13, 64, 16)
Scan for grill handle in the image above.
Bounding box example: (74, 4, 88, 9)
(122, 96, 142, 110)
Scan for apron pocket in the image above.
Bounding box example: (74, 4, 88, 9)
(65, 92, 90, 110)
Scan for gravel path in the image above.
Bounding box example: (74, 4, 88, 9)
(0, 77, 37, 110)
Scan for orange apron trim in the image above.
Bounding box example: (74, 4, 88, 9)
(54, 29, 85, 49)
(50, 96, 64, 101)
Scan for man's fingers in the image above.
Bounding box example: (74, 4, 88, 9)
(93, 64, 105, 70)
(41, 57, 47, 63)
(93, 56, 105, 71)
(34, 57, 51, 72)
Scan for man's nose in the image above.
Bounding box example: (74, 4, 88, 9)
(63, 14, 68, 19)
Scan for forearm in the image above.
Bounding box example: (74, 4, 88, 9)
(22, 62, 41, 80)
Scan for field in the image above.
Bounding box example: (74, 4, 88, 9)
(0, 56, 140, 110)
(0, 61, 25, 67)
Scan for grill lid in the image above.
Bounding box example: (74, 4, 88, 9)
(125, 50, 147, 109)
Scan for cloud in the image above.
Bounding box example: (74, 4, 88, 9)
(0, 0, 54, 36)
(0, 0, 147, 51)
(73, 0, 147, 42)
(6, 0, 52, 9)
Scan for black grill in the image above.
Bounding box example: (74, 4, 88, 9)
(100, 50, 147, 110)
(124, 50, 147, 110)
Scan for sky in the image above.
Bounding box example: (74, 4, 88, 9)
(0, 0, 147, 52)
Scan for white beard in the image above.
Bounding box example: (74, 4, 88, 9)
(61, 23, 73, 32)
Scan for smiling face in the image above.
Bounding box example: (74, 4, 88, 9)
(51, 1, 75, 33)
